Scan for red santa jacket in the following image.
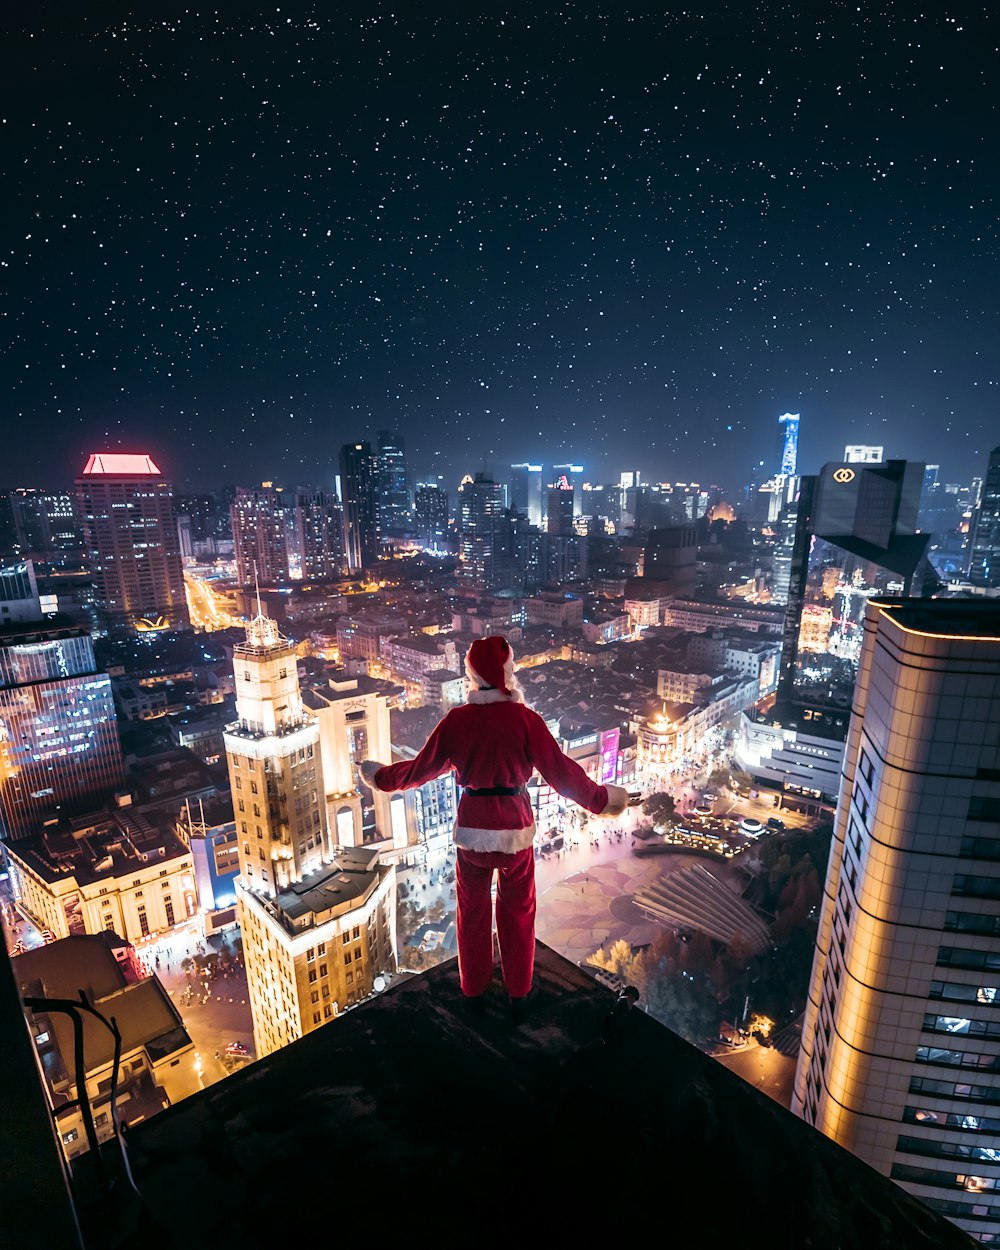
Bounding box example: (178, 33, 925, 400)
(362, 689, 624, 853)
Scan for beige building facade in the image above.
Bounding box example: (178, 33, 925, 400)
(224, 610, 398, 1059)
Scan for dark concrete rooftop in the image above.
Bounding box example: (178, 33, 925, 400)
(70, 943, 975, 1250)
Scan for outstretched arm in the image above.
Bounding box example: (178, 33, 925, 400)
(359, 716, 455, 793)
(526, 711, 628, 816)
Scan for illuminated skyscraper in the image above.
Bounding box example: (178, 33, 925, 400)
(778, 413, 800, 476)
(224, 607, 395, 1058)
(0, 615, 124, 841)
(777, 459, 934, 708)
(9, 488, 82, 559)
(339, 442, 379, 572)
(375, 430, 410, 539)
(75, 453, 189, 635)
(413, 481, 449, 548)
(509, 463, 544, 528)
(968, 444, 1000, 589)
(458, 472, 506, 588)
(293, 489, 345, 581)
(792, 597, 1000, 1243)
(546, 477, 575, 536)
(230, 485, 291, 587)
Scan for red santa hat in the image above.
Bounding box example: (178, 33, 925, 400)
(465, 635, 516, 696)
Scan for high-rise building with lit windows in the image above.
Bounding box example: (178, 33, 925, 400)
(546, 478, 575, 536)
(230, 484, 291, 587)
(0, 615, 124, 841)
(224, 608, 395, 1059)
(509, 463, 544, 528)
(75, 453, 189, 635)
(458, 472, 506, 588)
(9, 488, 83, 559)
(778, 412, 800, 476)
(792, 597, 1000, 1243)
(414, 481, 449, 548)
(293, 489, 345, 581)
(339, 442, 379, 572)
(777, 458, 934, 708)
(968, 444, 1000, 589)
(375, 430, 410, 539)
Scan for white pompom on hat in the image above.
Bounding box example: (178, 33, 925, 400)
(465, 635, 516, 696)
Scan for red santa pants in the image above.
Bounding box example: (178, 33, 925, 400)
(455, 846, 536, 999)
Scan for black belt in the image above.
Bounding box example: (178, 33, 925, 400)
(465, 785, 527, 797)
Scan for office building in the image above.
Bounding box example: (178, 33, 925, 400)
(792, 598, 1000, 1243)
(1, 560, 45, 625)
(293, 489, 345, 581)
(223, 607, 395, 1058)
(777, 459, 935, 709)
(9, 488, 83, 559)
(175, 491, 234, 562)
(375, 430, 410, 539)
(550, 463, 583, 519)
(509, 462, 544, 527)
(302, 671, 398, 851)
(75, 453, 189, 635)
(457, 472, 506, 589)
(339, 442, 379, 572)
(546, 477, 575, 536)
(968, 444, 1000, 589)
(6, 807, 195, 941)
(642, 524, 698, 597)
(230, 484, 291, 587)
(844, 445, 884, 464)
(0, 616, 125, 841)
(413, 481, 449, 549)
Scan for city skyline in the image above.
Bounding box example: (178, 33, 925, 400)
(7, 7, 999, 495)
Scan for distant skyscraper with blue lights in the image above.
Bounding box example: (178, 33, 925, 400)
(778, 413, 800, 476)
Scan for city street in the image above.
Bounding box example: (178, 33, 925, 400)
(135, 922, 253, 1089)
(4, 758, 822, 1106)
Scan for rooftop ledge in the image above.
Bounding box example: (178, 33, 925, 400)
(69, 944, 973, 1250)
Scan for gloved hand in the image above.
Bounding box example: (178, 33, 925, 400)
(600, 783, 629, 817)
(358, 759, 386, 788)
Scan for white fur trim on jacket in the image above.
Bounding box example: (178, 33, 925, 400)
(454, 822, 537, 853)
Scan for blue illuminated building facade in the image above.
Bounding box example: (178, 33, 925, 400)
(778, 412, 800, 476)
(0, 617, 124, 841)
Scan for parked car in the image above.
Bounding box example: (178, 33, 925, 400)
(767, 816, 786, 830)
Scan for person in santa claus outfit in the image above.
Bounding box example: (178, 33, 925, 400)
(360, 634, 631, 1023)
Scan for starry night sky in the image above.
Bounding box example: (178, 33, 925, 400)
(6, 4, 999, 498)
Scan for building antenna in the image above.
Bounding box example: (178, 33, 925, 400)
(254, 561, 263, 620)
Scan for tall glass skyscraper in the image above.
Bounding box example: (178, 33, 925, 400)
(777, 459, 935, 708)
(375, 430, 410, 538)
(792, 597, 1000, 1243)
(339, 442, 379, 572)
(968, 444, 1000, 589)
(0, 617, 124, 840)
(457, 472, 506, 588)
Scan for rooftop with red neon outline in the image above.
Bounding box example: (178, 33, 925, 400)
(80, 453, 162, 476)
